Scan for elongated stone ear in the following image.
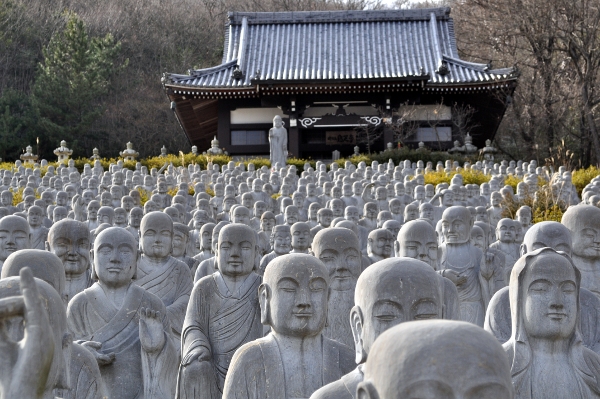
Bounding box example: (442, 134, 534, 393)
(259, 284, 271, 325)
(350, 306, 366, 364)
(356, 381, 379, 399)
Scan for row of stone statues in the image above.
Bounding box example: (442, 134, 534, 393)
(0, 155, 598, 399)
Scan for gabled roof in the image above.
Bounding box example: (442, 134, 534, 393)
(164, 8, 517, 90)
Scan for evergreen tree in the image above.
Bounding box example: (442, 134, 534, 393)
(32, 12, 126, 159)
(0, 89, 39, 161)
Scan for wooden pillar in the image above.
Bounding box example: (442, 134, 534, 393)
(288, 115, 300, 159)
(217, 102, 231, 153)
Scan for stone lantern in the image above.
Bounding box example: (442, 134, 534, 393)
(20, 145, 38, 164)
(53, 140, 73, 163)
(120, 142, 139, 162)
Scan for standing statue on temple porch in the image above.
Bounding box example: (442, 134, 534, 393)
(269, 115, 288, 169)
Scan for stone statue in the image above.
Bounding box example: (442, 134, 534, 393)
(67, 227, 179, 399)
(46, 219, 93, 303)
(290, 222, 311, 254)
(484, 222, 600, 354)
(356, 320, 514, 399)
(222, 254, 355, 399)
(268, 115, 288, 169)
(177, 224, 263, 398)
(195, 221, 230, 282)
(562, 205, 600, 297)
(439, 206, 491, 326)
(313, 228, 362, 348)
(0, 215, 31, 272)
(259, 224, 291, 275)
(1, 250, 108, 399)
(0, 269, 70, 399)
(504, 248, 600, 399)
(310, 258, 460, 399)
(365, 228, 394, 265)
(136, 212, 193, 342)
(489, 218, 520, 286)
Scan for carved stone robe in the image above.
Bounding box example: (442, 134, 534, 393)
(67, 284, 179, 399)
(30, 226, 49, 249)
(176, 272, 263, 398)
(55, 343, 108, 399)
(135, 255, 193, 341)
(223, 334, 355, 399)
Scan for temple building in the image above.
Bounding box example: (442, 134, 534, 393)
(162, 8, 518, 159)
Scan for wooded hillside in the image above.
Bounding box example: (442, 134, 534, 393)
(1, 0, 599, 166)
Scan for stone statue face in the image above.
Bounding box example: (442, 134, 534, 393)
(273, 115, 283, 128)
(262, 255, 329, 337)
(356, 261, 442, 358)
(441, 207, 472, 244)
(330, 199, 344, 217)
(53, 207, 68, 222)
(272, 230, 292, 255)
(404, 204, 418, 222)
(313, 229, 361, 291)
(291, 223, 311, 251)
(55, 191, 68, 207)
(49, 221, 90, 276)
(496, 219, 516, 243)
(0, 217, 30, 261)
(441, 191, 454, 207)
(414, 186, 425, 200)
(141, 213, 173, 260)
(522, 254, 577, 340)
(284, 207, 299, 225)
(0, 191, 12, 207)
(98, 208, 114, 225)
(261, 215, 276, 232)
(27, 207, 43, 228)
(365, 203, 378, 219)
(232, 206, 250, 225)
(470, 226, 487, 251)
(369, 229, 394, 258)
(114, 208, 127, 225)
(171, 229, 188, 257)
(129, 208, 143, 228)
(491, 192, 502, 207)
(201, 226, 213, 250)
(419, 203, 434, 220)
(317, 210, 333, 227)
(94, 228, 137, 286)
(570, 214, 600, 260)
(397, 221, 438, 268)
(345, 207, 360, 223)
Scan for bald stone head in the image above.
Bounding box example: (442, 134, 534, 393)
(0, 215, 31, 262)
(441, 206, 473, 244)
(47, 219, 90, 277)
(231, 205, 251, 226)
(1, 249, 66, 303)
(93, 227, 139, 284)
(396, 220, 438, 269)
(358, 320, 514, 399)
(140, 211, 174, 261)
(260, 253, 329, 338)
(290, 222, 311, 252)
(561, 205, 600, 260)
(521, 221, 572, 256)
(313, 228, 361, 291)
(367, 228, 394, 259)
(218, 224, 256, 278)
(352, 258, 445, 364)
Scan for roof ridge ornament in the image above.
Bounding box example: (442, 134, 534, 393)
(231, 65, 244, 80)
(436, 60, 450, 76)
